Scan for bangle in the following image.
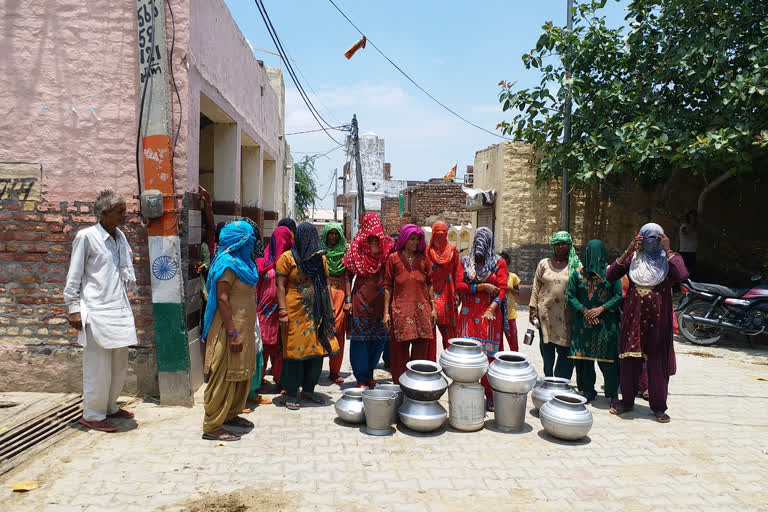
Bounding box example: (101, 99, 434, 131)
(471, 284, 477, 294)
(345, 296, 352, 304)
(226, 330, 238, 338)
(493, 297, 502, 306)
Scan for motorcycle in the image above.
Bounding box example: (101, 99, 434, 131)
(676, 277, 768, 345)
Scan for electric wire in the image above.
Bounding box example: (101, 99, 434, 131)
(326, 0, 512, 141)
(253, 0, 344, 146)
(286, 126, 347, 136)
(167, 0, 182, 162)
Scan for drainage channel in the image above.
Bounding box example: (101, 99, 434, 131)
(0, 395, 83, 475)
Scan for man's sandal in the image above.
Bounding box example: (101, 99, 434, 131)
(79, 418, 117, 432)
(107, 408, 135, 419)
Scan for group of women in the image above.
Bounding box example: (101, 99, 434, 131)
(530, 224, 688, 424)
(200, 211, 688, 440)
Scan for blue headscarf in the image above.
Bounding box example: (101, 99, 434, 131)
(202, 221, 260, 341)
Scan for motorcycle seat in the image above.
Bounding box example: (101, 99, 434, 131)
(689, 281, 748, 298)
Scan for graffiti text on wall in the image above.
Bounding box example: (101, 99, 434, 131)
(0, 163, 42, 202)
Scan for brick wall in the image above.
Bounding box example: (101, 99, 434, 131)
(0, 198, 157, 394)
(381, 181, 471, 236)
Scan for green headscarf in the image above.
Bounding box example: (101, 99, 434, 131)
(549, 231, 582, 278)
(322, 222, 347, 276)
(583, 239, 607, 280)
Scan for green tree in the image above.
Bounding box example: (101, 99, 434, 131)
(294, 155, 318, 221)
(498, 0, 768, 215)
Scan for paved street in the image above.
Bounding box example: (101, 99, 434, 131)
(2, 314, 767, 512)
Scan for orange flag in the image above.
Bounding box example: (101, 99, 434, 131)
(444, 164, 457, 181)
(345, 36, 367, 60)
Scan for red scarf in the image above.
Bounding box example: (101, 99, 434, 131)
(427, 221, 455, 265)
(256, 226, 294, 275)
(342, 213, 394, 277)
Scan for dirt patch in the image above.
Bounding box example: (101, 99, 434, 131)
(681, 351, 718, 358)
(177, 486, 301, 512)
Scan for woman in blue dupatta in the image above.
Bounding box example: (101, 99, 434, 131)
(201, 221, 260, 441)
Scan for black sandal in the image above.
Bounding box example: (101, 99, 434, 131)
(202, 430, 241, 441)
(223, 416, 254, 428)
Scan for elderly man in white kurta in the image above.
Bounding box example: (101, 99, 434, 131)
(64, 190, 138, 432)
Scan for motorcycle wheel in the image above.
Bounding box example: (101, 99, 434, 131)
(677, 300, 725, 346)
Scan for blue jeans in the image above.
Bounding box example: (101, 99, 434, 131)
(350, 340, 385, 384)
(540, 341, 574, 380)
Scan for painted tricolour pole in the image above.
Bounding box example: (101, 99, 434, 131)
(135, 0, 191, 404)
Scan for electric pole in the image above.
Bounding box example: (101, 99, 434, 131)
(333, 167, 338, 221)
(352, 114, 365, 218)
(561, 0, 573, 232)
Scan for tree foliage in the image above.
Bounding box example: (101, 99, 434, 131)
(498, 0, 768, 190)
(294, 155, 318, 221)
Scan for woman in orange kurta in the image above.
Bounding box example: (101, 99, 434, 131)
(426, 221, 468, 360)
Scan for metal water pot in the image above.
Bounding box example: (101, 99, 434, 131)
(334, 388, 365, 424)
(486, 351, 538, 394)
(539, 393, 593, 441)
(531, 377, 572, 410)
(398, 397, 447, 432)
(398, 360, 448, 401)
(439, 338, 489, 383)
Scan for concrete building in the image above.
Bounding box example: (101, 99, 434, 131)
(0, 0, 292, 403)
(340, 132, 407, 236)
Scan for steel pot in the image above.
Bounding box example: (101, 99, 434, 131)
(398, 397, 447, 432)
(439, 338, 489, 383)
(539, 393, 593, 441)
(447, 381, 485, 431)
(531, 377, 573, 410)
(376, 383, 403, 423)
(487, 351, 538, 394)
(398, 360, 448, 401)
(492, 389, 528, 432)
(362, 389, 398, 436)
(334, 388, 365, 424)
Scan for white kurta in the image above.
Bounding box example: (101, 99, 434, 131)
(63, 223, 138, 349)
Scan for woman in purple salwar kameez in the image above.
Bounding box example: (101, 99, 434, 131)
(606, 223, 688, 423)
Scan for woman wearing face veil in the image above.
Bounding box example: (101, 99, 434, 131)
(606, 223, 688, 423)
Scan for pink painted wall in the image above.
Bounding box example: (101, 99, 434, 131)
(0, 1, 189, 204)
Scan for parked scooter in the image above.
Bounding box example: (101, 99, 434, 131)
(676, 277, 768, 345)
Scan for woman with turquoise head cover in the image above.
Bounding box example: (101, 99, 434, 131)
(200, 220, 261, 441)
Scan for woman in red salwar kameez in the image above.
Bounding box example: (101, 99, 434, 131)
(607, 223, 688, 423)
(457, 227, 508, 410)
(255, 226, 294, 389)
(426, 221, 468, 361)
(383, 224, 436, 384)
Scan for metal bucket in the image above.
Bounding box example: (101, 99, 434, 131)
(493, 389, 528, 432)
(448, 381, 486, 431)
(375, 384, 403, 424)
(362, 389, 397, 435)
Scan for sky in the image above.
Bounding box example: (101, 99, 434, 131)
(223, 0, 630, 208)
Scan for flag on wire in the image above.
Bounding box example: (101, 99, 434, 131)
(345, 36, 367, 60)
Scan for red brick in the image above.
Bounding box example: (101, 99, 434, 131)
(17, 297, 43, 304)
(11, 213, 41, 222)
(44, 276, 66, 284)
(50, 306, 64, 315)
(6, 203, 20, 211)
(43, 233, 68, 242)
(43, 297, 65, 304)
(9, 287, 23, 294)
(21, 224, 47, 232)
(5, 242, 19, 252)
(45, 254, 69, 263)
(0, 232, 42, 241)
(18, 275, 40, 284)
(43, 214, 68, 223)
(4, 224, 19, 231)
(71, 214, 97, 223)
(36, 265, 48, 273)
(47, 223, 64, 233)
(20, 243, 48, 253)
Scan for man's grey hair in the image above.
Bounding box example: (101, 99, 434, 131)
(94, 189, 125, 219)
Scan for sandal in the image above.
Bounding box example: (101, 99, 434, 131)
(285, 398, 300, 410)
(202, 430, 241, 441)
(247, 395, 273, 406)
(107, 408, 135, 419)
(655, 412, 671, 423)
(609, 398, 622, 410)
(223, 416, 254, 428)
(301, 392, 326, 404)
(486, 397, 495, 412)
(641, 390, 650, 401)
(79, 418, 117, 432)
(329, 373, 345, 384)
(609, 403, 634, 415)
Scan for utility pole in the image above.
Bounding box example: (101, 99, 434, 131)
(352, 114, 365, 219)
(561, 0, 573, 232)
(333, 167, 338, 221)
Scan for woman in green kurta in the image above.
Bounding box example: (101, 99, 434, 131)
(567, 239, 622, 405)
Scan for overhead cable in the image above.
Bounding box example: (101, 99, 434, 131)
(326, 0, 512, 141)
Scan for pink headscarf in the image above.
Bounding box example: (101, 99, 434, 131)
(256, 226, 294, 275)
(394, 224, 426, 253)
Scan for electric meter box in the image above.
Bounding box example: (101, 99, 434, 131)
(140, 189, 164, 219)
